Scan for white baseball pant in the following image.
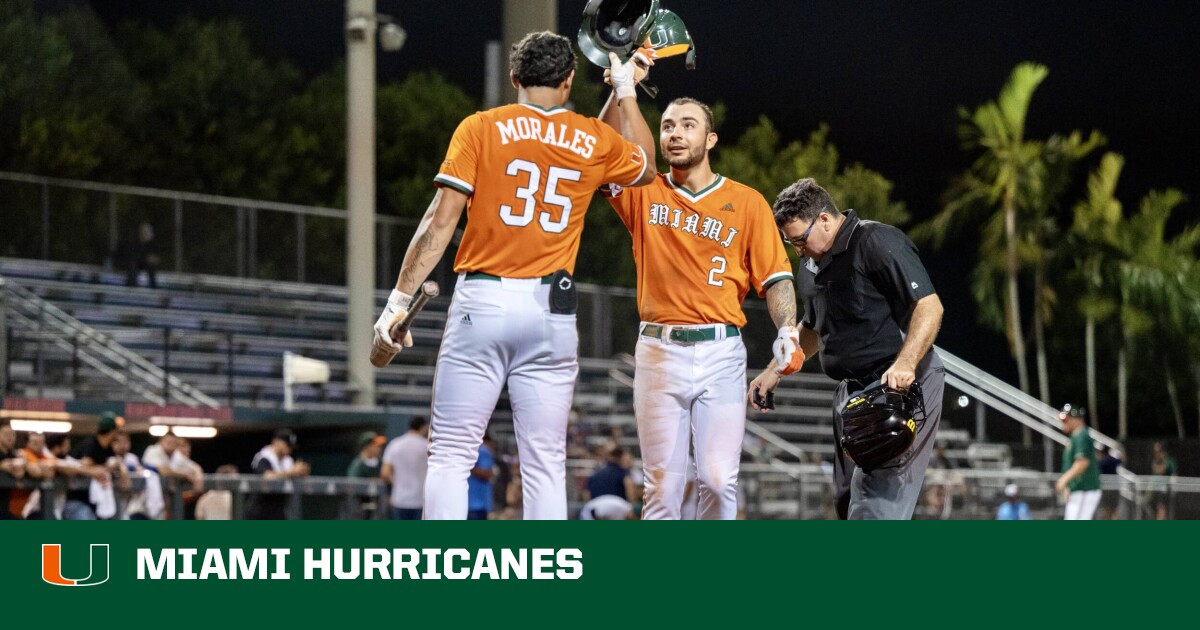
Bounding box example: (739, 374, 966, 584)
(423, 274, 578, 520)
(1064, 489, 1102, 520)
(634, 324, 747, 520)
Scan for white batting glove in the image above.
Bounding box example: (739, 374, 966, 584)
(607, 52, 639, 100)
(604, 50, 652, 89)
(772, 326, 805, 375)
(373, 289, 415, 354)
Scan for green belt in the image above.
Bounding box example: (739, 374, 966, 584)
(639, 323, 740, 343)
(465, 271, 553, 284)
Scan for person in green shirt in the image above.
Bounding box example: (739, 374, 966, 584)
(1055, 404, 1102, 520)
(347, 432, 387, 479)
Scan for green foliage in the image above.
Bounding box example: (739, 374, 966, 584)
(713, 119, 909, 227)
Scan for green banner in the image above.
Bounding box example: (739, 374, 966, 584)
(3, 522, 1196, 625)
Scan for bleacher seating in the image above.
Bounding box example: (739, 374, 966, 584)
(3, 256, 974, 463)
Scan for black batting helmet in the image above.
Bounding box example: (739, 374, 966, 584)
(840, 382, 926, 473)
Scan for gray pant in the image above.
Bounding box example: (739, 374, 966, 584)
(831, 351, 944, 520)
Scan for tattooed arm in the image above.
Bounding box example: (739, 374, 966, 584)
(765, 279, 798, 330)
(394, 187, 468, 294)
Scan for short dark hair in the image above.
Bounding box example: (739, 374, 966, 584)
(773, 178, 841, 228)
(0, 419, 9, 430)
(510, 31, 576, 89)
(46, 433, 69, 450)
(665, 97, 715, 133)
(409, 416, 428, 432)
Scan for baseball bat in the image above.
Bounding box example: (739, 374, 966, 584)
(369, 281, 440, 368)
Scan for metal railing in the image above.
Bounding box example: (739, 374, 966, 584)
(0, 171, 417, 286)
(0, 276, 218, 407)
(2, 474, 389, 520)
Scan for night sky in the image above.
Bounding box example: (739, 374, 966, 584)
(89, 0, 1200, 383)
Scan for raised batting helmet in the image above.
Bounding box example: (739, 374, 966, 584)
(840, 382, 926, 473)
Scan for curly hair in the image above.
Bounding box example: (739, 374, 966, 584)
(510, 31, 576, 89)
(773, 178, 840, 228)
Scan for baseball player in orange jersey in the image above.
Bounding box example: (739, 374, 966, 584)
(600, 90, 801, 519)
(372, 32, 657, 520)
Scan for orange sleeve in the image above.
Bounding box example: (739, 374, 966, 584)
(433, 113, 483, 195)
(603, 183, 641, 230)
(596, 123, 649, 187)
(746, 192, 795, 296)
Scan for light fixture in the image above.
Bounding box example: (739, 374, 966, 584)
(148, 416, 216, 427)
(9, 420, 72, 433)
(149, 425, 170, 437)
(957, 395, 970, 408)
(170, 426, 219, 439)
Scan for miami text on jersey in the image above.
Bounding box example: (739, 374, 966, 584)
(646, 202, 739, 248)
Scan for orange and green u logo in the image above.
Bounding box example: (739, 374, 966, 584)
(42, 544, 110, 586)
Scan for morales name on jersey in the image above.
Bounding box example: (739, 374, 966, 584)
(494, 116, 599, 160)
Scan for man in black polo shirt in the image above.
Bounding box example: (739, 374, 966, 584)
(749, 178, 945, 520)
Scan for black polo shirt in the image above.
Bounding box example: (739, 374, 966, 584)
(797, 210, 936, 382)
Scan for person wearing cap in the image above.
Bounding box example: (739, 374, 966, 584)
(347, 432, 388, 479)
(1055, 404, 1102, 520)
(246, 429, 310, 520)
(382, 417, 430, 520)
(995, 483, 1031, 520)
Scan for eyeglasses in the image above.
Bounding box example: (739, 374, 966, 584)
(787, 219, 818, 248)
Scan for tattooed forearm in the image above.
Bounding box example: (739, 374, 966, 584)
(766, 280, 798, 329)
(398, 227, 442, 290)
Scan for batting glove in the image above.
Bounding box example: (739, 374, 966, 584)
(772, 326, 805, 375)
(373, 289, 415, 354)
(607, 52, 640, 100)
(604, 50, 652, 90)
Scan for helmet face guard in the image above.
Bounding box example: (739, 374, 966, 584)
(579, 1, 695, 70)
(578, 0, 660, 68)
(839, 382, 927, 473)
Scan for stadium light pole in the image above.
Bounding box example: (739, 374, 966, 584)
(345, 0, 378, 408)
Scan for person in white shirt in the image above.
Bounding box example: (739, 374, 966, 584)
(381, 417, 430, 520)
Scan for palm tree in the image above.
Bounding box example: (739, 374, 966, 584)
(1115, 189, 1199, 438)
(1023, 132, 1104, 406)
(914, 63, 1050, 399)
(1068, 152, 1124, 429)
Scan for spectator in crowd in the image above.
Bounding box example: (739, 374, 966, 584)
(467, 433, 496, 520)
(195, 465, 239, 520)
(996, 483, 1031, 520)
(1055, 404, 1101, 520)
(109, 430, 145, 518)
(347, 432, 387, 478)
(142, 432, 204, 494)
(18, 432, 57, 519)
(245, 429, 310, 520)
(121, 222, 161, 288)
(1097, 445, 1122, 520)
(381, 416, 429, 520)
(579, 494, 636, 520)
(347, 431, 387, 519)
(76, 413, 128, 519)
(502, 457, 523, 520)
(585, 446, 636, 503)
(0, 420, 26, 519)
(930, 442, 955, 469)
(1150, 441, 1178, 520)
(45, 433, 108, 520)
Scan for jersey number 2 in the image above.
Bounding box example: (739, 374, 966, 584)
(708, 256, 726, 287)
(499, 159, 582, 234)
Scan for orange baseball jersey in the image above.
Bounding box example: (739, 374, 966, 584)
(607, 173, 794, 327)
(433, 103, 649, 277)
